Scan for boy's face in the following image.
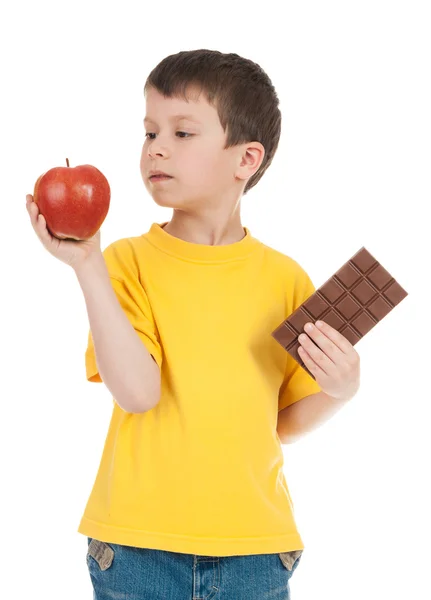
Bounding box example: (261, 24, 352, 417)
(140, 86, 251, 210)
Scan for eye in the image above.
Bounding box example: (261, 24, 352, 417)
(145, 132, 192, 140)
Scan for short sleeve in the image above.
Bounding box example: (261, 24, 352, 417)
(85, 242, 162, 383)
(278, 268, 322, 411)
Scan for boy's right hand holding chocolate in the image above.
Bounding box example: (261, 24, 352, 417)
(26, 194, 102, 271)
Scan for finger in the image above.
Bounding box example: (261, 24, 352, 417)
(27, 197, 39, 227)
(37, 213, 55, 245)
(303, 321, 346, 361)
(313, 320, 353, 354)
(298, 345, 325, 380)
(298, 332, 336, 376)
(29, 202, 43, 235)
(26, 195, 35, 214)
(27, 199, 53, 244)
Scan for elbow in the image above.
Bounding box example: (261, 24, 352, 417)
(277, 430, 292, 445)
(137, 393, 160, 414)
(108, 378, 160, 414)
(119, 394, 158, 414)
(118, 362, 162, 414)
(131, 379, 161, 414)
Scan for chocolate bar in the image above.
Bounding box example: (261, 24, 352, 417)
(272, 247, 408, 379)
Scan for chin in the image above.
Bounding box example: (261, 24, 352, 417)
(150, 194, 185, 209)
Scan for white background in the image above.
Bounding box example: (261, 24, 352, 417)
(1, 1, 430, 598)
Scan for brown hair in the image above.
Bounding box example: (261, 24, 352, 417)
(144, 49, 281, 195)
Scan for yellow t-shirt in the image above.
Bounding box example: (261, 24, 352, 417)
(77, 222, 321, 556)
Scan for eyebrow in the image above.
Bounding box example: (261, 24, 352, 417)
(143, 115, 201, 125)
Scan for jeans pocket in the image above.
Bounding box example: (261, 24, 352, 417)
(86, 538, 115, 571)
(278, 549, 303, 572)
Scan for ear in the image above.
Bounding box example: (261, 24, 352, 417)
(235, 142, 265, 181)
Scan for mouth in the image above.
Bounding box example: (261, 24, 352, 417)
(150, 175, 173, 182)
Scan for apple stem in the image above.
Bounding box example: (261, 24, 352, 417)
(66, 158, 70, 167)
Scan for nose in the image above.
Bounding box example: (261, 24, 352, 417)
(148, 147, 162, 158)
(147, 138, 168, 159)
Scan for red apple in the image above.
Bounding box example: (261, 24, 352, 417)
(33, 158, 110, 240)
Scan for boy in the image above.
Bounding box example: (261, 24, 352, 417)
(26, 49, 360, 599)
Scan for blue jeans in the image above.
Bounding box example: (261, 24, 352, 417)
(86, 537, 303, 599)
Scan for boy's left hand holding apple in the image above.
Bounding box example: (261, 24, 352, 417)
(26, 194, 102, 270)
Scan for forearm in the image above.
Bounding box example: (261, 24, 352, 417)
(277, 391, 350, 444)
(74, 253, 160, 413)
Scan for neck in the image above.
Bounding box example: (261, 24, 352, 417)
(163, 203, 245, 246)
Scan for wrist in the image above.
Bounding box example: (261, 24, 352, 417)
(329, 389, 357, 404)
(74, 251, 106, 280)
